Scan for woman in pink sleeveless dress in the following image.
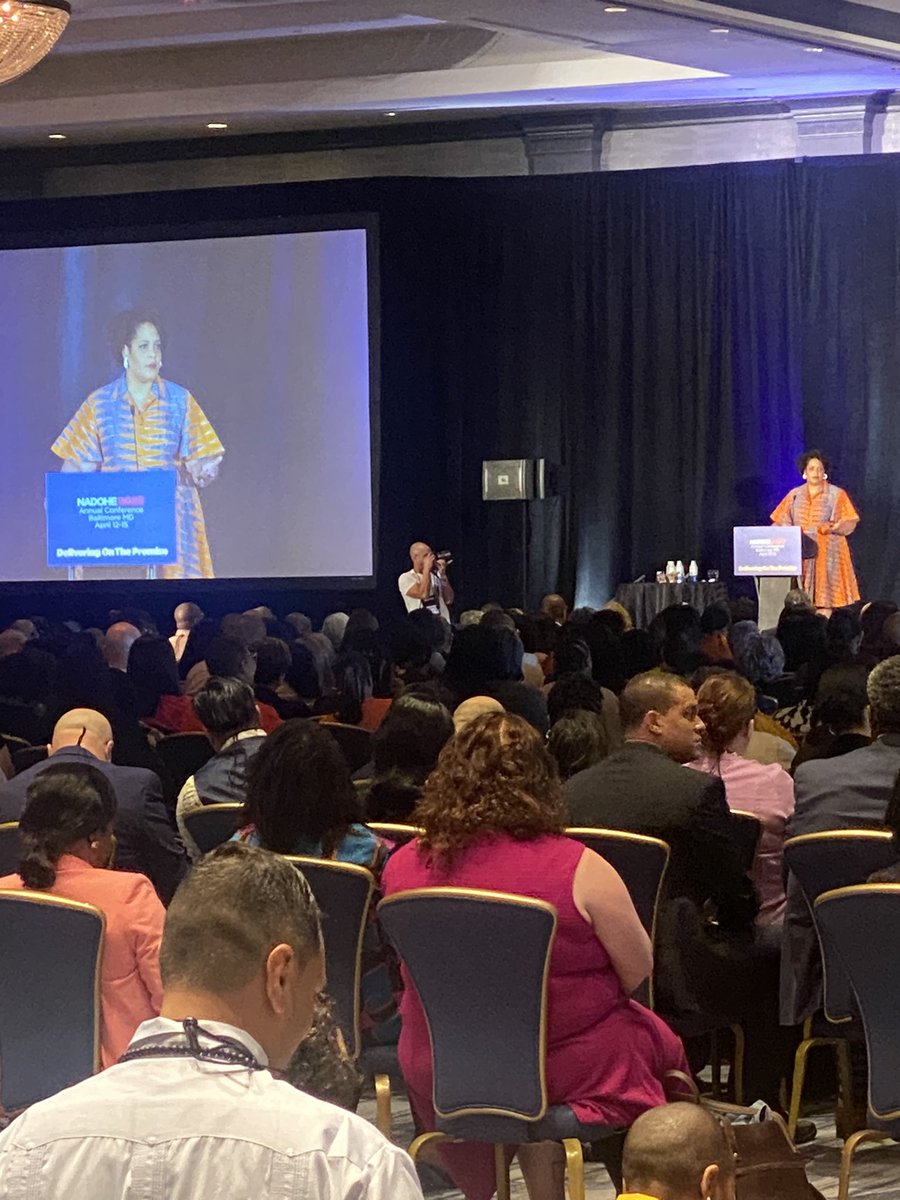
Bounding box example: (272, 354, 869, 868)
(382, 712, 688, 1200)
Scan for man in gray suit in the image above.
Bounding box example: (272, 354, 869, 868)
(781, 655, 900, 1025)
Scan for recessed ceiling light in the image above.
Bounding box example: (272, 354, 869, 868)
(710, 28, 730, 34)
(384, 111, 397, 117)
(48, 133, 66, 140)
(803, 46, 824, 53)
(206, 121, 228, 129)
(604, 5, 628, 11)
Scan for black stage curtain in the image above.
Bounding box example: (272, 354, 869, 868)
(2, 155, 900, 622)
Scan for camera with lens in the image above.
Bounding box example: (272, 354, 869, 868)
(435, 550, 453, 567)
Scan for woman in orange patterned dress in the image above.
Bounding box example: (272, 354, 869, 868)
(770, 450, 860, 614)
(51, 310, 224, 578)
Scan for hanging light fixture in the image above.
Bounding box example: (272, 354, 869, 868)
(0, 0, 70, 87)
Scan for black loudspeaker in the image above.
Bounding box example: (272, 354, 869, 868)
(482, 458, 545, 501)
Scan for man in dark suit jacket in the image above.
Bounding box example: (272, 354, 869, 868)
(565, 671, 756, 935)
(781, 655, 900, 1024)
(0, 708, 188, 905)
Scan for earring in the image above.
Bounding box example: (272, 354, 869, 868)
(802, 473, 807, 481)
(123, 353, 129, 369)
(824, 473, 828, 479)
(90, 840, 100, 849)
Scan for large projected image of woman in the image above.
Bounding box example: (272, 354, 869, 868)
(51, 310, 225, 578)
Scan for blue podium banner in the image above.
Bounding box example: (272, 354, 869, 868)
(46, 470, 177, 569)
(733, 525, 802, 577)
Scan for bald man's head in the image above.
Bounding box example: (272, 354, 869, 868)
(623, 1104, 735, 1200)
(174, 602, 204, 630)
(453, 695, 504, 733)
(410, 542, 432, 572)
(50, 709, 114, 763)
(103, 622, 141, 671)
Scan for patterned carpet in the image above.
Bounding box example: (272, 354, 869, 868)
(358, 1089, 900, 1199)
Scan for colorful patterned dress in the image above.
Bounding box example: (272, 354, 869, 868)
(51, 374, 224, 578)
(770, 483, 860, 608)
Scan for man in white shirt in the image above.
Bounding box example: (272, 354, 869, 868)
(398, 541, 454, 621)
(168, 601, 204, 662)
(0, 843, 423, 1200)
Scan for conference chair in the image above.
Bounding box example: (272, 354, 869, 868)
(368, 821, 424, 846)
(12, 744, 48, 775)
(321, 722, 373, 773)
(283, 856, 392, 1133)
(565, 828, 669, 1009)
(0, 891, 104, 1111)
(181, 802, 243, 855)
(729, 810, 763, 874)
(815, 885, 900, 1200)
(0, 820, 21, 875)
(378, 887, 628, 1199)
(155, 732, 214, 792)
(783, 830, 899, 1139)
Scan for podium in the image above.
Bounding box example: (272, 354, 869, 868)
(733, 526, 803, 630)
(46, 469, 177, 581)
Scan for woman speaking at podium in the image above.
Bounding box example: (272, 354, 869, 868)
(770, 449, 860, 614)
(51, 310, 225, 579)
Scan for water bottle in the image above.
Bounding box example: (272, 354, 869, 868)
(688, 559, 699, 583)
(665, 560, 676, 583)
(675, 560, 685, 584)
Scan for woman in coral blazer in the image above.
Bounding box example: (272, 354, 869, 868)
(0, 761, 164, 1067)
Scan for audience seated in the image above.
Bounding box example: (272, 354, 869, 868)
(234, 719, 387, 871)
(564, 672, 775, 1101)
(688, 672, 794, 934)
(547, 673, 623, 751)
(699, 604, 733, 665)
(869, 768, 900, 883)
(583, 612, 627, 694)
(321, 651, 391, 731)
(648, 605, 709, 678)
(858, 600, 899, 665)
(548, 709, 611, 780)
(0, 648, 53, 745)
(602, 599, 633, 631)
(178, 617, 220, 690)
(365, 690, 454, 822)
(168, 602, 204, 663)
(452, 694, 504, 731)
(180, 637, 281, 733)
(782, 654, 900, 1026)
(0, 628, 28, 659)
(128, 634, 185, 731)
(0, 762, 164, 1066)
(0, 843, 422, 1199)
(618, 1102, 736, 1200)
(444, 625, 549, 733)
(0, 709, 187, 904)
(383, 712, 688, 1200)
(102, 621, 141, 674)
(540, 592, 569, 625)
(176, 677, 267, 860)
(790, 664, 871, 774)
(321, 610, 350, 651)
(254, 636, 311, 720)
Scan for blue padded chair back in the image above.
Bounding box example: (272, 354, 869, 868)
(322, 723, 373, 773)
(565, 829, 669, 939)
(0, 892, 104, 1110)
(378, 887, 556, 1142)
(784, 831, 898, 1022)
(156, 733, 214, 793)
(181, 802, 243, 854)
(0, 822, 21, 876)
(730, 810, 763, 874)
(285, 857, 375, 1059)
(815, 886, 900, 1129)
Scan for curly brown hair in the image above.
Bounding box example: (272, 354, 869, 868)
(414, 712, 565, 861)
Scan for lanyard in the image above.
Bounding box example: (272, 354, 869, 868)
(119, 1018, 264, 1071)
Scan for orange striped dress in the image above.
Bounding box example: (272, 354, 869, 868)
(770, 483, 860, 608)
(52, 375, 224, 578)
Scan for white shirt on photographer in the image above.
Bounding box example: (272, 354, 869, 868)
(0, 1017, 423, 1200)
(398, 568, 450, 622)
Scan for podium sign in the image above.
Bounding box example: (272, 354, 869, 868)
(733, 526, 802, 577)
(46, 470, 177, 569)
